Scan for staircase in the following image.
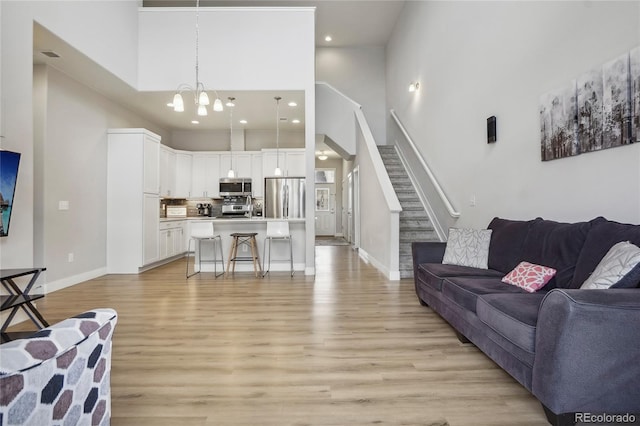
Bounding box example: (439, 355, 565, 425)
(378, 145, 439, 278)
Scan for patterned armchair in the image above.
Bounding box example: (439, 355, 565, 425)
(0, 309, 118, 426)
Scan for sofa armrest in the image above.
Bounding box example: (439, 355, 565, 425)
(0, 309, 118, 425)
(532, 289, 640, 415)
(411, 242, 446, 299)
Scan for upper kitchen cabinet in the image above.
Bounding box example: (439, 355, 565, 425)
(262, 148, 305, 177)
(191, 153, 220, 198)
(175, 152, 192, 198)
(251, 152, 264, 198)
(159, 145, 176, 197)
(220, 152, 255, 179)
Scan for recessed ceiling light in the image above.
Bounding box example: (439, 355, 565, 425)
(325, 35, 332, 42)
(167, 103, 174, 107)
(191, 120, 199, 124)
(292, 119, 300, 124)
(239, 120, 247, 124)
(288, 101, 297, 107)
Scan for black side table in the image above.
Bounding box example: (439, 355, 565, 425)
(1, 268, 48, 343)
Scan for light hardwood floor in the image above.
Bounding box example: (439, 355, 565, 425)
(27, 246, 548, 425)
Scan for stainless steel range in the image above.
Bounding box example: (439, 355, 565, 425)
(221, 196, 252, 218)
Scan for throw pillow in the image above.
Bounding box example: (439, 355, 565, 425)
(581, 241, 640, 290)
(442, 228, 492, 269)
(502, 261, 557, 293)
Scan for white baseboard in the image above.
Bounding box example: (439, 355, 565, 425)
(43, 267, 107, 294)
(335, 233, 344, 237)
(305, 266, 315, 276)
(358, 248, 400, 281)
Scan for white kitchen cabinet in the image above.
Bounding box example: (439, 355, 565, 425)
(262, 150, 286, 178)
(160, 145, 176, 197)
(221, 152, 253, 178)
(262, 149, 305, 178)
(251, 152, 263, 197)
(175, 153, 192, 198)
(107, 129, 162, 273)
(191, 153, 220, 198)
(159, 220, 186, 260)
(143, 194, 160, 265)
(285, 149, 306, 177)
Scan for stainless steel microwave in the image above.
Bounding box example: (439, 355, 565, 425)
(219, 178, 252, 196)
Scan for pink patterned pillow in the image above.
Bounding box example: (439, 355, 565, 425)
(501, 261, 557, 293)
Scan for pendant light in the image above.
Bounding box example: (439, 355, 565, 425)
(170, 0, 223, 118)
(227, 97, 236, 178)
(274, 96, 282, 176)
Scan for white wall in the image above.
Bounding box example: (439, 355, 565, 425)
(1, 1, 140, 268)
(170, 129, 304, 151)
(386, 1, 640, 228)
(316, 47, 386, 144)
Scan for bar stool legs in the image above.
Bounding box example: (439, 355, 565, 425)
(262, 221, 294, 278)
(226, 233, 262, 277)
(186, 235, 225, 278)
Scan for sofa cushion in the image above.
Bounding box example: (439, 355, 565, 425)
(442, 276, 529, 313)
(573, 219, 640, 288)
(443, 228, 492, 269)
(502, 261, 557, 293)
(488, 217, 538, 273)
(417, 263, 504, 292)
(520, 218, 595, 289)
(580, 241, 640, 289)
(476, 293, 546, 353)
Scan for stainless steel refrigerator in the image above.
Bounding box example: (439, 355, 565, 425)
(264, 177, 305, 219)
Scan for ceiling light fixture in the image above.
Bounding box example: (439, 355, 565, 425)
(191, 120, 200, 124)
(409, 82, 420, 93)
(227, 97, 236, 178)
(170, 0, 223, 117)
(274, 96, 282, 176)
(292, 119, 300, 124)
(239, 119, 247, 124)
(325, 35, 332, 42)
(288, 101, 297, 107)
(318, 152, 328, 161)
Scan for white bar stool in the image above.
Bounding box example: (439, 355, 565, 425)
(186, 221, 225, 278)
(262, 221, 293, 277)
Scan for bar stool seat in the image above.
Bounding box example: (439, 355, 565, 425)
(186, 222, 225, 278)
(262, 221, 293, 277)
(227, 233, 262, 277)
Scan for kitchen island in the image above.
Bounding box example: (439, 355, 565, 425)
(161, 217, 306, 274)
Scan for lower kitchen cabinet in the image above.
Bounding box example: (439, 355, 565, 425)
(159, 221, 186, 260)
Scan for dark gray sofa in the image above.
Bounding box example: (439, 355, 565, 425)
(412, 217, 640, 426)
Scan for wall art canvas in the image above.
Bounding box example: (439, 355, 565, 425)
(0, 150, 21, 237)
(577, 67, 604, 153)
(602, 52, 632, 148)
(540, 82, 578, 161)
(631, 46, 640, 142)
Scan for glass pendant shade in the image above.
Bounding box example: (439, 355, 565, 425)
(197, 104, 208, 116)
(227, 169, 236, 178)
(198, 91, 210, 106)
(173, 93, 185, 112)
(213, 98, 224, 112)
(274, 167, 282, 176)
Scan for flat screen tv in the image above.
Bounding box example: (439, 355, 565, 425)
(0, 150, 21, 237)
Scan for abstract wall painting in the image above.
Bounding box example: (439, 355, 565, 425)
(602, 52, 631, 148)
(631, 46, 640, 143)
(540, 82, 578, 161)
(540, 46, 638, 161)
(577, 67, 604, 154)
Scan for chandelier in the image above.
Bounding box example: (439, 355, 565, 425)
(170, 0, 223, 117)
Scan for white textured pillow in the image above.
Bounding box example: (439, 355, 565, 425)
(442, 228, 492, 269)
(580, 241, 640, 289)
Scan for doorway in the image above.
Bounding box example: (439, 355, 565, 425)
(314, 168, 336, 236)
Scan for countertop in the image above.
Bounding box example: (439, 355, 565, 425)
(160, 217, 305, 224)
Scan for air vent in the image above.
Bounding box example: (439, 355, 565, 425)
(280, 117, 288, 121)
(41, 51, 61, 58)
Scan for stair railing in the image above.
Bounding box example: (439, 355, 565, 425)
(390, 109, 460, 239)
